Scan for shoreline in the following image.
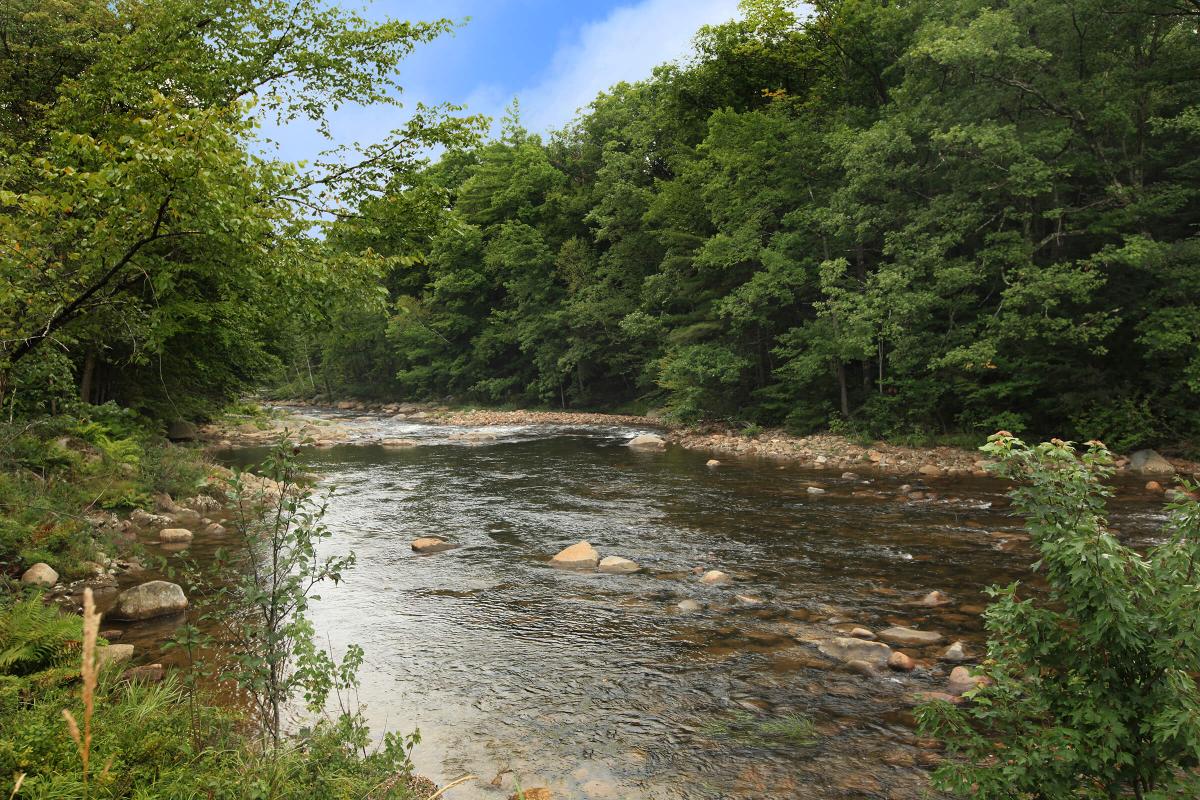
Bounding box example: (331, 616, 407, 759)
(207, 398, 1200, 485)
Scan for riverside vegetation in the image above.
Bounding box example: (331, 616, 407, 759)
(2, 0, 1200, 798)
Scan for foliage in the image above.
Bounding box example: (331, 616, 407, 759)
(0, 597, 418, 799)
(0, 0, 482, 422)
(294, 0, 1199, 451)
(0, 406, 217, 576)
(918, 434, 1200, 799)
(205, 439, 363, 750)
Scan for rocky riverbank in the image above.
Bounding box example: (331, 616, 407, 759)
(217, 399, 1200, 485)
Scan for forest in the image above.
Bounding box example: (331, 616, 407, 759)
(3, 1, 1200, 799)
(291, 0, 1200, 451)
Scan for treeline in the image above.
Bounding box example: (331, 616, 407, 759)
(299, 0, 1200, 451)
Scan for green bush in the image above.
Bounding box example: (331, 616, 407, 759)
(1070, 394, 1161, 453)
(919, 434, 1200, 799)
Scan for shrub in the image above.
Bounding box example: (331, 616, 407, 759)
(918, 434, 1200, 799)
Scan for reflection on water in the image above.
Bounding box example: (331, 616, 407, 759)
(110, 415, 1171, 799)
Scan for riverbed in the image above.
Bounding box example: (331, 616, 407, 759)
(118, 412, 1172, 799)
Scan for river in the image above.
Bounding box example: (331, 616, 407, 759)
(113, 413, 1172, 799)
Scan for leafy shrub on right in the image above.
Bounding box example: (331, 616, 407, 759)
(919, 433, 1200, 799)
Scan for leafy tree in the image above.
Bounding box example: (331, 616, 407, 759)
(919, 433, 1200, 799)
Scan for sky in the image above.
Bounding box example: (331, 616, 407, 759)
(264, 0, 745, 165)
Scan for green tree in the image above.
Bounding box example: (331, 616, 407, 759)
(919, 433, 1200, 799)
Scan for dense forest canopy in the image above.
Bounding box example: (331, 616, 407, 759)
(3, 0, 1198, 452)
(296, 0, 1200, 451)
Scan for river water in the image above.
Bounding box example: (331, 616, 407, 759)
(114, 414, 1172, 800)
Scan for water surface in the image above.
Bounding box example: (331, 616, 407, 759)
(122, 415, 1171, 799)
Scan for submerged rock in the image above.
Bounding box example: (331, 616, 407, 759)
(627, 433, 666, 450)
(919, 590, 951, 606)
(848, 627, 875, 640)
(888, 651, 916, 672)
(111, 581, 188, 620)
(550, 540, 600, 569)
(676, 599, 704, 613)
(706, 459, 721, 467)
(699, 569, 732, 586)
(411, 537, 459, 554)
(598, 555, 640, 574)
(879, 626, 944, 647)
(818, 637, 893, 667)
(509, 790, 551, 800)
(21, 562, 58, 587)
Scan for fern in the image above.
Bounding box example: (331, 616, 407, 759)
(0, 597, 83, 677)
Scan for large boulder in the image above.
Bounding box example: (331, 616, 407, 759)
(111, 581, 188, 620)
(21, 562, 58, 587)
(166, 420, 198, 441)
(627, 434, 666, 450)
(818, 637, 893, 667)
(1130, 449, 1175, 475)
(598, 556, 640, 574)
(879, 626, 944, 647)
(550, 540, 600, 569)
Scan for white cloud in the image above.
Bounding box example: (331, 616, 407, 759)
(512, 0, 743, 133)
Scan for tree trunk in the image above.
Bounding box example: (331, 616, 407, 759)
(79, 352, 97, 404)
(837, 362, 850, 418)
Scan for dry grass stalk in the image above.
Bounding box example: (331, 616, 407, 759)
(425, 774, 475, 800)
(62, 587, 100, 798)
(8, 773, 25, 799)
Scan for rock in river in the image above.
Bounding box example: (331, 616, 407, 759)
(550, 540, 600, 569)
(598, 555, 640, 574)
(97, 644, 135, 669)
(158, 528, 193, 543)
(879, 626, 944, 647)
(627, 433, 666, 450)
(699, 569, 732, 586)
(919, 590, 950, 606)
(818, 637, 893, 667)
(1130, 449, 1174, 475)
(888, 651, 916, 672)
(411, 537, 459, 554)
(676, 599, 703, 613)
(948, 666, 990, 696)
(21, 562, 58, 587)
(111, 581, 188, 620)
(940, 641, 969, 662)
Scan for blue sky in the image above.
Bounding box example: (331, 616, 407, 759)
(264, 0, 744, 164)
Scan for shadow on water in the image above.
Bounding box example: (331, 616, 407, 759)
(116, 416, 1172, 799)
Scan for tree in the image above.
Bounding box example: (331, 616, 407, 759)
(0, 0, 477, 415)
